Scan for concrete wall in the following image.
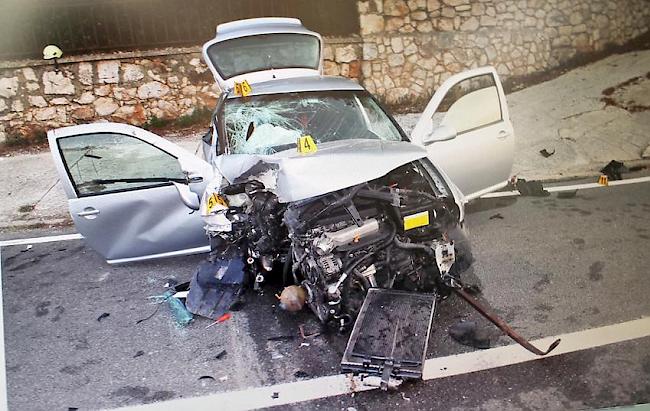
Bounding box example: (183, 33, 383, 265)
(1, 0, 649, 142)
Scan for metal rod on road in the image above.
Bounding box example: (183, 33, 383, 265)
(455, 288, 561, 356)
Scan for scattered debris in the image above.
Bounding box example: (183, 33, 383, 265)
(18, 204, 36, 213)
(557, 190, 578, 199)
(205, 312, 231, 329)
(341, 289, 436, 389)
(97, 312, 110, 322)
(401, 392, 411, 402)
(133, 350, 145, 358)
(186, 257, 244, 320)
(298, 324, 321, 339)
(213, 350, 227, 360)
(516, 179, 550, 197)
(198, 375, 216, 387)
(454, 288, 561, 356)
(268, 335, 296, 342)
(448, 320, 491, 349)
(539, 148, 555, 158)
(271, 392, 279, 399)
(135, 305, 160, 325)
(600, 160, 628, 181)
(294, 370, 309, 379)
(163, 279, 178, 289)
(489, 213, 504, 220)
(300, 342, 310, 347)
(165, 291, 193, 327)
(21, 245, 33, 252)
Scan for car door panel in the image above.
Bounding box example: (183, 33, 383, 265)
(69, 186, 208, 263)
(411, 67, 515, 201)
(48, 123, 214, 263)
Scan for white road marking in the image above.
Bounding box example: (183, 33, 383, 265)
(480, 175, 650, 199)
(422, 316, 650, 379)
(0, 233, 83, 247)
(114, 316, 650, 411)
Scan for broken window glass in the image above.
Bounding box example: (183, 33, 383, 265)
(58, 133, 185, 196)
(224, 91, 403, 155)
(432, 73, 502, 134)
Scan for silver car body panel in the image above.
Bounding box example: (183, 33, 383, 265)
(202, 17, 323, 89)
(224, 75, 364, 99)
(48, 123, 214, 263)
(212, 139, 429, 203)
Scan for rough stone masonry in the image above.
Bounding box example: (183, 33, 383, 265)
(0, 0, 648, 142)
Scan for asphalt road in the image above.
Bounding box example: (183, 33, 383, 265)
(1, 177, 650, 410)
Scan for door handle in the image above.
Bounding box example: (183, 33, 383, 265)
(497, 130, 508, 139)
(77, 208, 100, 218)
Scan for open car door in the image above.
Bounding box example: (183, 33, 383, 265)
(48, 123, 214, 264)
(411, 67, 515, 202)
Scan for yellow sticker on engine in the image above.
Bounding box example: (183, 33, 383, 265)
(297, 135, 318, 154)
(206, 193, 229, 213)
(403, 211, 430, 231)
(234, 80, 252, 97)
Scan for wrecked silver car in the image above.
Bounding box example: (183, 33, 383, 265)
(48, 18, 558, 387)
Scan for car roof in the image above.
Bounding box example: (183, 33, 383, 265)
(225, 75, 365, 99)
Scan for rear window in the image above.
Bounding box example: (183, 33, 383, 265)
(206, 33, 320, 79)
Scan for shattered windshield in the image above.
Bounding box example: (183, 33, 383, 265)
(223, 90, 404, 155)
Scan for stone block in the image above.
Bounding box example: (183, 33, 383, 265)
(72, 106, 95, 120)
(360, 14, 385, 35)
(97, 60, 120, 84)
(137, 81, 170, 99)
(460, 16, 479, 31)
(78, 62, 93, 85)
(0, 77, 19, 98)
(93, 97, 119, 116)
(43, 71, 75, 95)
(28, 96, 47, 108)
(122, 64, 145, 82)
(335, 45, 358, 63)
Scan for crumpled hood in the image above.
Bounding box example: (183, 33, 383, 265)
(213, 139, 428, 203)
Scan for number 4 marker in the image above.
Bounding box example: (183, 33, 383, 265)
(297, 135, 317, 154)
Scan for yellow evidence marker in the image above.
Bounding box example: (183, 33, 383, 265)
(234, 80, 252, 97)
(598, 175, 609, 186)
(403, 210, 430, 231)
(297, 135, 318, 154)
(206, 193, 229, 214)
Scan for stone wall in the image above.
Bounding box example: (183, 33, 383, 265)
(1, 0, 649, 142)
(0, 39, 361, 143)
(357, 0, 650, 105)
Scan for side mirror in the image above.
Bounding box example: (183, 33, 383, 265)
(423, 125, 457, 145)
(172, 182, 200, 210)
